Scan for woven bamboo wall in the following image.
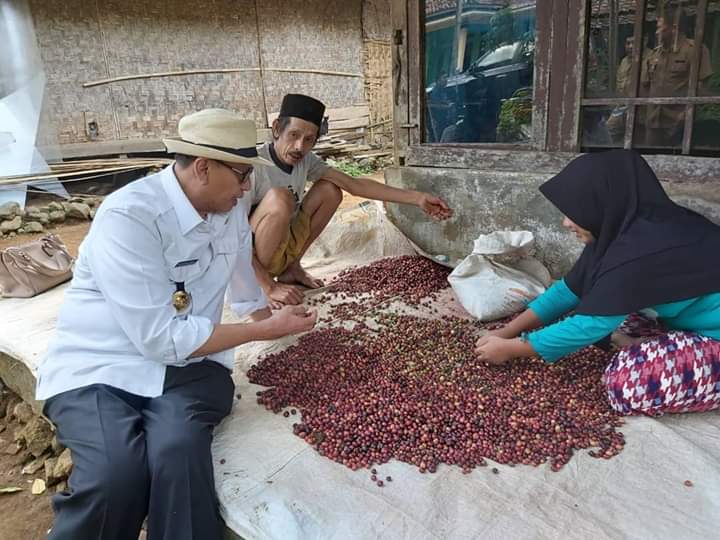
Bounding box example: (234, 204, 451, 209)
(256, 0, 364, 115)
(362, 0, 393, 143)
(30, 0, 117, 145)
(28, 0, 390, 147)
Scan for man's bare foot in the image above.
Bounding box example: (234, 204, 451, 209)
(278, 262, 324, 289)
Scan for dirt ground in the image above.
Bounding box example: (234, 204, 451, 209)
(0, 172, 382, 538)
(0, 403, 54, 540)
(0, 220, 92, 257)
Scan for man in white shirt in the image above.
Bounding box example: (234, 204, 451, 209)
(248, 93, 454, 307)
(36, 109, 316, 540)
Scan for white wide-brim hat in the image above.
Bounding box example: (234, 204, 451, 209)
(163, 109, 272, 167)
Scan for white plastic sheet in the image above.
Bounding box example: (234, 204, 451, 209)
(214, 208, 720, 540)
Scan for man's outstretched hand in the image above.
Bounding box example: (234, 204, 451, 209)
(417, 193, 453, 220)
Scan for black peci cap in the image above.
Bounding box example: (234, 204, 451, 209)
(278, 94, 326, 129)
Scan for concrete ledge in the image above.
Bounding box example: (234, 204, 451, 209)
(385, 165, 720, 277)
(384, 166, 582, 276)
(0, 285, 68, 416)
(405, 146, 720, 184)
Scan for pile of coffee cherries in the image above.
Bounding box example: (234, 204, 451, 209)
(308, 255, 451, 321)
(248, 257, 624, 475)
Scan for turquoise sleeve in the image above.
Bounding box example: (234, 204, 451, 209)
(527, 279, 580, 324)
(527, 313, 627, 363)
(652, 293, 720, 340)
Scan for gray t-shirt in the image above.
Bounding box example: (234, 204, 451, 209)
(248, 143, 330, 209)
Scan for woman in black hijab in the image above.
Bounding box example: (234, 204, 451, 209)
(475, 150, 720, 415)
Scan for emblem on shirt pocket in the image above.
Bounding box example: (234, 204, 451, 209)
(170, 260, 199, 313)
(172, 281, 191, 312)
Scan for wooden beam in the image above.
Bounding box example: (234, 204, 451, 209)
(404, 145, 720, 183)
(407, 0, 423, 146)
(546, 0, 570, 152)
(51, 139, 167, 159)
(44, 131, 272, 161)
(0, 162, 172, 185)
(391, 0, 410, 163)
(330, 117, 370, 130)
(532, 0, 554, 151)
(584, 96, 720, 106)
(560, 0, 588, 152)
(267, 105, 370, 125)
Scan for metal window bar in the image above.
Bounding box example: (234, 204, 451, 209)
(682, 0, 709, 154)
(624, 0, 646, 149)
(608, 0, 619, 95)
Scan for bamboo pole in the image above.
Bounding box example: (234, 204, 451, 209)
(83, 67, 363, 88)
(0, 162, 170, 186)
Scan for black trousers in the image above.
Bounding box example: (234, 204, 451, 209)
(43, 361, 234, 540)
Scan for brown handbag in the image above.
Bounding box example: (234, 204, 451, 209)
(0, 234, 74, 298)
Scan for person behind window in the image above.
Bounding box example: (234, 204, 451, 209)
(617, 35, 637, 96)
(606, 36, 651, 143)
(640, 6, 713, 147)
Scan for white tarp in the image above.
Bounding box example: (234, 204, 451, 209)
(214, 205, 720, 540)
(0, 202, 717, 540)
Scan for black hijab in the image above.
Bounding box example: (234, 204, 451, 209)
(539, 150, 720, 316)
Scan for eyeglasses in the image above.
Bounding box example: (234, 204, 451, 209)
(219, 162, 253, 182)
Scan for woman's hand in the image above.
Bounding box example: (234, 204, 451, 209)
(479, 326, 517, 340)
(474, 335, 517, 365)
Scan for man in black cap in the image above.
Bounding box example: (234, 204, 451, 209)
(248, 93, 453, 306)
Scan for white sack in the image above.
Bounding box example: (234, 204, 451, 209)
(448, 230, 552, 321)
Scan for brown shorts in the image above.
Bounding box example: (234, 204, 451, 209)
(266, 209, 311, 276)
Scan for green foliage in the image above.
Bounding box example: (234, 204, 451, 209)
(496, 88, 532, 142)
(696, 71, 720, 123)
(695, 104, 720, 123)
(327, 159, 375, 178)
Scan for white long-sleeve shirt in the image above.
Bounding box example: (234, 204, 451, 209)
(36, 165, 267, 400)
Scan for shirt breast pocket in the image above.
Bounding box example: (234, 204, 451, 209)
(213, 237, 240, 257)
(168, 259, 204, 286)
(670, 59, 689, 75)
(208, 236, 240, 286)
